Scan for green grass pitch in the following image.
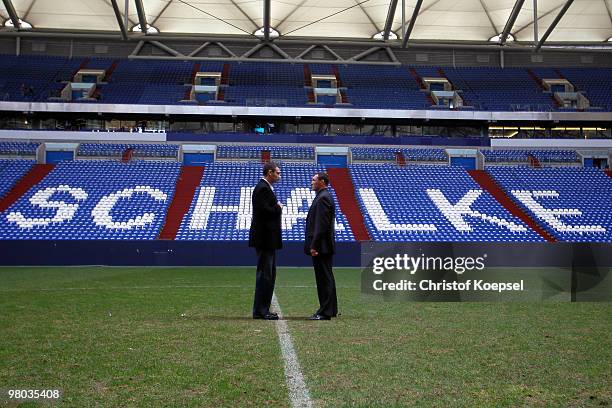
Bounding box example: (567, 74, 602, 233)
(0, 267, 610, 407)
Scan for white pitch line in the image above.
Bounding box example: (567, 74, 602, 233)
(271, 293, 314, 408)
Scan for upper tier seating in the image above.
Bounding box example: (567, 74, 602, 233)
(337, 65, 429, 109)
(77, 143, 179, 158)
(351, 147, 447, 162)
(483, 149, 580, 163)
(443, 67, 556, 111)
(2, 55, 609, 111)
(558, 68, 612, 111)
(0, 141, 39, 156)
(216, 145, 314, 160)
(0, 55, 82, 102)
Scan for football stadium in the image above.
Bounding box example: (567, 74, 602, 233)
(0, 0, 611, 406)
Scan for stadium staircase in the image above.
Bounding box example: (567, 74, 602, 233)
(395, 151, 406, 167)
(409, 68, 426, 89)
(0, 164, 55, 212)
(527, 154, 541, 168)
(220, 63, 230, 85)
(104, 59, 120, 81)
(303, 65, 316, 103)
(262, 150, 271, 163)
(437, 68, 453, 88)
(190, 63, 201, 84)
(121, 147, 134, 163)
(554, 68, 567, 81)
(326, 167, 370, 241)
(467, 170, 555, 242)
(331, 65, 343, 88)
(158, 166, 204, 240)
(71, 58, 90, 80)
(528, 68, 561, 108)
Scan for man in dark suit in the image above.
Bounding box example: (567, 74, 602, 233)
(304, 172, 338, 320)
(249, 162, 283, 320)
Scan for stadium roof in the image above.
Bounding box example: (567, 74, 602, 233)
(1, 0, 611, 44)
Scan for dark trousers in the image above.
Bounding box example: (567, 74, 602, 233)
(253, 249, 276, 317)
(313, 254, 338, 317)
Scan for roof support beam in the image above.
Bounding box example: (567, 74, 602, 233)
(533, 0, 538, 45)
(149, 40, 183, 56)
(130, 40, 145, 56)
(348, 46, 383, 61)
(188, 41, 238, 58)
(500, 0, 525, 45)
(276, 0, 308, 31)
(383, 0, 399, 40)
(385, 47, 398, 62)
(229, 0, 258, 30)
(263, 0, 271, 41)
(356, 0, 380, 33)
(188, 41, 211, 57)
(513, 3, 561, 36)
(110, 0, 128, 40)
(150, 0, 173, 26)
(401, 0, 423, 47)
(478, 0, 498, 36)
(604, 0, 612, 26)
(2, 0, 21, 29)
(23, 0, 37, 21)
(535, 0, 574, 51)
(134, 0, 148, 33)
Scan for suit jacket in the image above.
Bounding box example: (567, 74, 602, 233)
(249, 179, 282, 250)
(304, 188, 336, 255)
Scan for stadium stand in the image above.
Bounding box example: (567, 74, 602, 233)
(224, 62, 307, 107)
(0, 141, 39, 156)
(0, 160, 181, 240)
(216, 145, 315, 160)
(443, 67, 557, 111)
(0, 159, 36, 199)
(558, 68, 612, 111)
(482, 149, 580, 164)
(351, 147, 447, 162)
(337, 65, 429, 109)
(0, 55, 82, 102)
(2, 55, 610, 111)
(350, 164, 545, 242)
(77, 143, 179, 159)
(487, 166, 612, 242)
(174, 162, 354, 242)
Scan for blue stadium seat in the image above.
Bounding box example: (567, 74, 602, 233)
(350, 164, 544, 242)
(0, 160, 181, 240)
(175, 162, 354, 242)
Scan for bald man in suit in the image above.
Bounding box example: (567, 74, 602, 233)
(304, 172, 338, 320)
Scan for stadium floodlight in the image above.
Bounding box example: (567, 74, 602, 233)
(4, 18, 32, 29)
(254, 27, 280, 38)
(489, 33, 515, 42)
(373, 31, 398, 40)
(131, 24, 159, 34)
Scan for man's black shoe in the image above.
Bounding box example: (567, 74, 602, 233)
(253, 313, 279, 320)
(308, 314, 331, 320)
